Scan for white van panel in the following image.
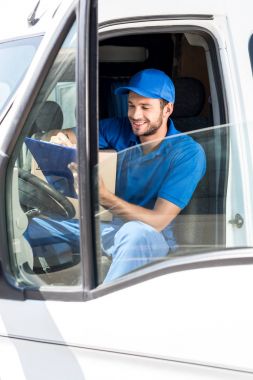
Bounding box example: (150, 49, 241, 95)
(0, 254, 253, 373)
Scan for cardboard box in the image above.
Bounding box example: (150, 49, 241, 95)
(98, 150, 117, 221)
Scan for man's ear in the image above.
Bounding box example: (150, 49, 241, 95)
(164, 102, 174, 117)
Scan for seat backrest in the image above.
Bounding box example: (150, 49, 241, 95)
(29, 101, 64, 183)
(173, 77, 211, 132)
(171, 77, 225, 251)
(108, 79, 129, 118)
(100, 77, 129, 119)
(31, 100, 64, 136)
(172, 76, 214, 214)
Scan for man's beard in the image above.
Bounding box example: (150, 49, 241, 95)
(132, 113, 163, 137)
(142, 123, 162, 136)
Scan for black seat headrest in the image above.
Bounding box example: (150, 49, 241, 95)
(173, 77, 205, 118)
(31, 101, 63, 135)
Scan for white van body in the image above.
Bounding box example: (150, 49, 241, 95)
(0, 0, 253, 379)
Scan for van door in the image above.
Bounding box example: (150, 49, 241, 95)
(0, 1, 98, 379)
(0, 1, 253, 379)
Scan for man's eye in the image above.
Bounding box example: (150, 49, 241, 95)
(143, 106, 150, 110)
(128, 104, 134, 108)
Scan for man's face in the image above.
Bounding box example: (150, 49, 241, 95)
(128, 92, 170, 137)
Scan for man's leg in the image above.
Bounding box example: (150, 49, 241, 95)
(24, 218, 80, 255)
(103, 221, 172, 284)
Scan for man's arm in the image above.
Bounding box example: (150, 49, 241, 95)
(42, 129, 77, 146)
(99, 177, 181, 232)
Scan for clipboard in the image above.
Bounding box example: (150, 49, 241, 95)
(25, 137, 77, 198)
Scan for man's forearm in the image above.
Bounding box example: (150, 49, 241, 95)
(100, 189, 179, 232)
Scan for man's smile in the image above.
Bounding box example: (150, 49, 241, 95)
(131, 120, 147, 128)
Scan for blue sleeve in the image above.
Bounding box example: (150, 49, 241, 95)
(68, 124, 115, 149)
(99, 117, 131, 150)
(158, 142, 206, 209)
(70, 123, 113, 149)
(99, 118, 113, 149)
(99, 117, 122, 149)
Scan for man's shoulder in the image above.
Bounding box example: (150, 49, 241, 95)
(164, 130, 202, 149)
(162, 132, 206, 168)
(168, 120, 203, 150)
(99, 116, 135, 150)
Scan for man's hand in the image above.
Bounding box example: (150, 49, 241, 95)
(50, 131, 76, 147)
(99, 176, 111, 204)
(42, 128, 77, 146)
(68, 162, 78, 195)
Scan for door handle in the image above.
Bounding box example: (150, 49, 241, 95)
(229, 213, 244, 228)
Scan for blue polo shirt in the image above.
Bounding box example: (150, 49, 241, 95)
(99, 116, 206, 210)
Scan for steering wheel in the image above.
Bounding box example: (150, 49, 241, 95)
(18, 169, 76, 219)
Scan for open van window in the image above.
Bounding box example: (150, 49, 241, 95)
(94, 29, 227, 283)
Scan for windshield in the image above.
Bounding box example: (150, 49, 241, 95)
(0, 35, 42, 114)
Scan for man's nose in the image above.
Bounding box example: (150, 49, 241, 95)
(129, 107, 143, 119)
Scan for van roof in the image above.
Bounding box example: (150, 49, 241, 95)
(0, 0, 62, 42)
(98, 0, 253, 28)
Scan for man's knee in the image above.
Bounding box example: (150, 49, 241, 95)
(103, 221, 169, 283)
(115, 221, 158, 245)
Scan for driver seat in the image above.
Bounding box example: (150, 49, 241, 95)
(30, 100, 64, 181)
(31, 100, 63, 137)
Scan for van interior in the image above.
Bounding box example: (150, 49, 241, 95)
(98, 31, 227, 257)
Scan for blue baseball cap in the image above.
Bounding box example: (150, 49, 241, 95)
(115, 68, 175, 103)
